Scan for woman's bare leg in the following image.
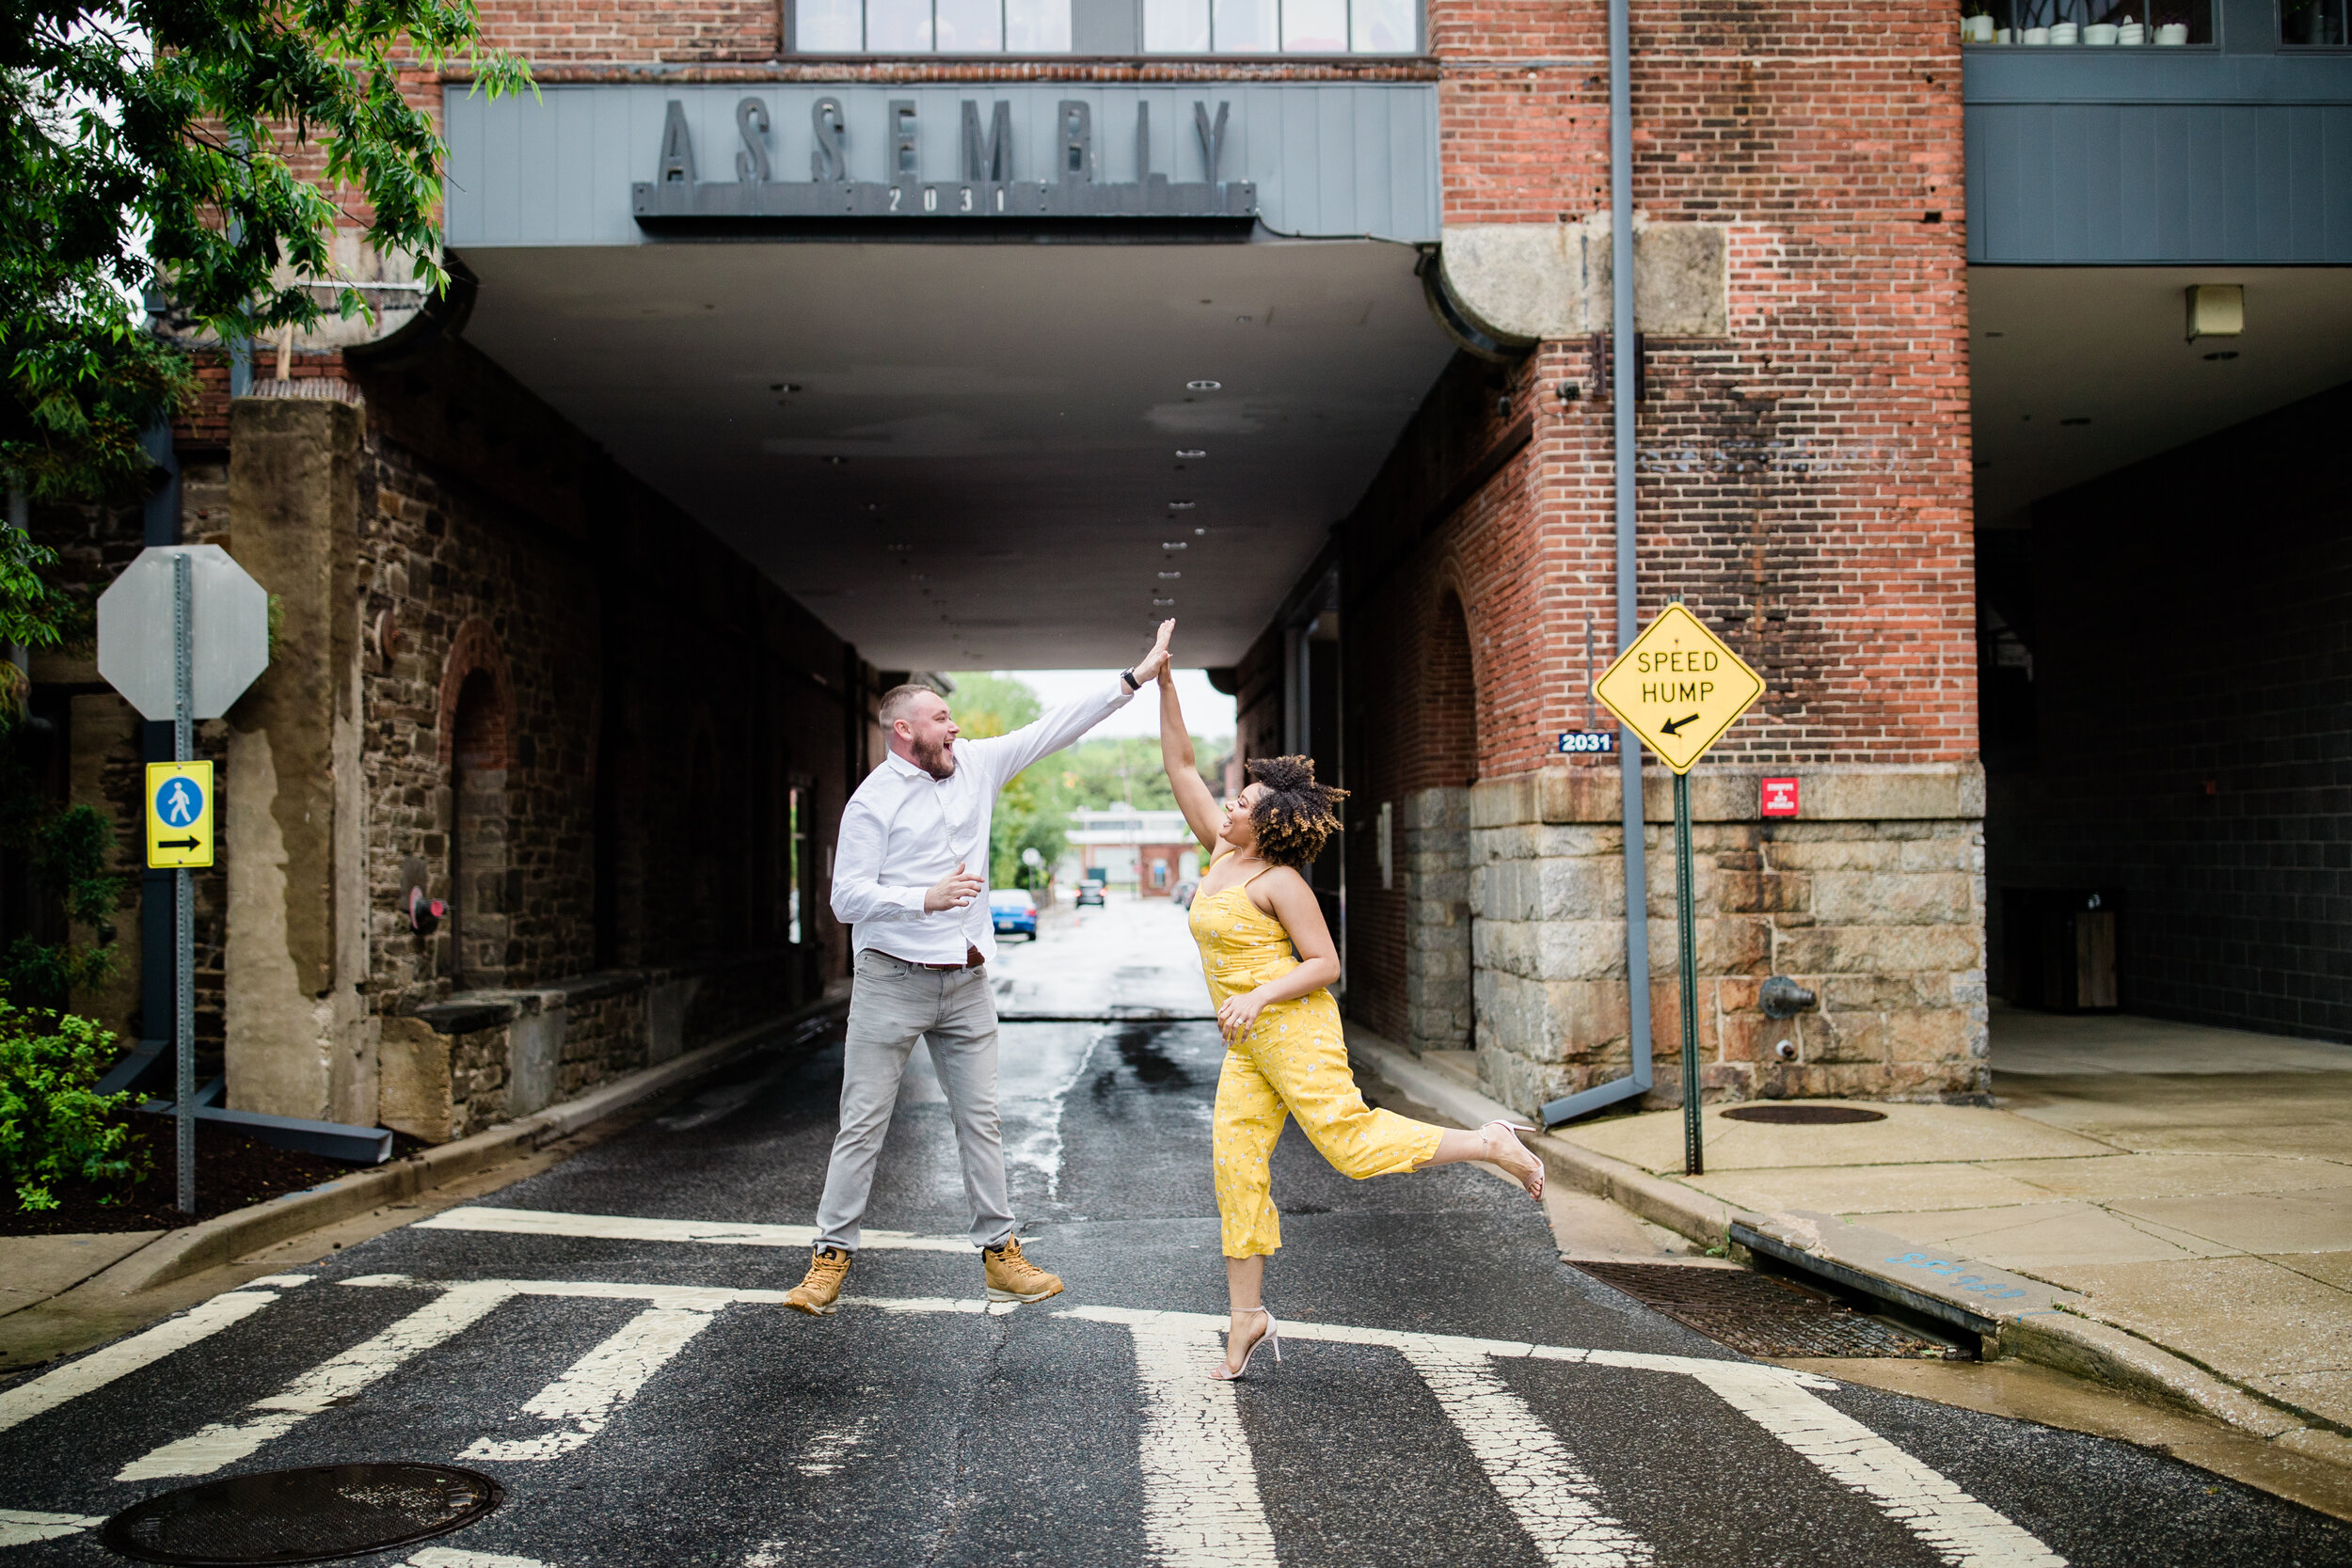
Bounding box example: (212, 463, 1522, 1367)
(1223, 1254, 1269, 1376)
(1416, 1123, 1543, 1198)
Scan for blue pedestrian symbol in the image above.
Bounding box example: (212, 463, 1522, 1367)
(155, 775, 204, 828)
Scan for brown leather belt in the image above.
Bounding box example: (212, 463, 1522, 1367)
(884, 944, 986, 973)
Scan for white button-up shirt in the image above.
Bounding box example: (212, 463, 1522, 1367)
(831, 678, 1135, 964)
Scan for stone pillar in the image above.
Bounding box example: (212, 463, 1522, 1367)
(223, 395, 374, 1124)
(1401, 785, 1473, 1053)
(1469, 764, 1987, 1117)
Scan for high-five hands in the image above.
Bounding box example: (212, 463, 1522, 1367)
(1133, 619, 1176, 685)
(925, 862, 985, 913)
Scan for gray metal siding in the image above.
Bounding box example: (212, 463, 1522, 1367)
(444, 82, 1440, 246)
(1964, 51, 2352, 261)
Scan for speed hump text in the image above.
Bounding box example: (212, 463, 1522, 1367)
(1592, 604, 1764, 774)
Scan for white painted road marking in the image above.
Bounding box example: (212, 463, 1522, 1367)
(1128, 1319, 1279, 1567)
(0, 1508, 107, 1545)
(116, 1281, 516, 1481)
(1402, 1344, 1648, 1568)
(1069, 1307, 2067, 1568)
(418, 1206, 980, 1254)
(461, 1301, 723, 1462)
(403, 1549, 556, 1567)
(0, 1282, 298, 1436)
(1684, 1366, 2068, 1568)
(20, 1275, 2064, 1567)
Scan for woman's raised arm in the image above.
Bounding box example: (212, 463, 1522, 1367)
(1158, 669, 1226, 853)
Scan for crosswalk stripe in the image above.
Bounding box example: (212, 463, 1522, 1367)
(417, 1207, 977, 1254)
(0, 1508, 108, 1545)
(1685, 1368, 2067, 1568)
(460, 1302, 723, 1463)
(115, 1282, 516, 1482)
(0, 1281, 299, 1436)
(403, 1550, 555, 1567)
(1401, 1345, 1648, 1568)
(48, 1278, 2064, 1568)
(1127, 1320, 1279, 1568)
(1068, 1307, 2066, 1568)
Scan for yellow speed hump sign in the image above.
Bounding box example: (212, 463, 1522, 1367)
(1594, 604, 1764, 774)
(146, 761, 215, 868)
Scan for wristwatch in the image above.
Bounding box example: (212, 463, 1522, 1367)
(1120, 668, 1141, 692)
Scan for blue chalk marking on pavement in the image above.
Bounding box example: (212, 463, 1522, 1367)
(1883, 1251, 2031, 1301)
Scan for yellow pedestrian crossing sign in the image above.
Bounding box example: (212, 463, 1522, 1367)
(146, 762, 215, 868)
(1593, 604, 1765, 774)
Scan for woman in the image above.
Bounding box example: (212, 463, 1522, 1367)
(1156, 664, 1546, 1381)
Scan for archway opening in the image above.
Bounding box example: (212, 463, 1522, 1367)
(1406, 589, 1480, 1054)
(451, 669, 509, 991)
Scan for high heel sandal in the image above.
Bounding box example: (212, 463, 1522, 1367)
(1209, 1307, 1282, 1382)
(1483, 1120, 1545, 1200)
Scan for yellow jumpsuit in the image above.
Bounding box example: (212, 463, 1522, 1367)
(1189, 859, 1446, 1258)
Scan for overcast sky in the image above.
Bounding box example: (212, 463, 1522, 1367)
(992, 668, 1235, 740)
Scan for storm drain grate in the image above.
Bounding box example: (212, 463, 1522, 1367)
(1722, 1103, 1887, 1125)
(1573, 1262, 1966, 1359)
(102, 1462, 501, 1565)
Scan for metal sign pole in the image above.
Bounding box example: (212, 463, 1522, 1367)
(173, 551, 195, 1215)
(1675, 767, 1701, 1177)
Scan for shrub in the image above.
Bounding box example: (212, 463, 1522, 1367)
(0, 997, 146, 1211)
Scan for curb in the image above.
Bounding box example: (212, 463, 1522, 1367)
(1343, 1025, 2349, 1467)
(83, 997, 848, 1300)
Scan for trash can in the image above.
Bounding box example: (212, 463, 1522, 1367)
(2002, 888, 2120, 1012)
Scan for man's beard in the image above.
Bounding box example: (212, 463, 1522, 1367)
(914, 736, 957, 780)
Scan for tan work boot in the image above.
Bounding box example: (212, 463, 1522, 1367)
(983, 1235, 1064, 1304)
(785, 1245, 851, 1315)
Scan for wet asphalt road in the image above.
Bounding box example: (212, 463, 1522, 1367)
(3, 898, 2348, 1566)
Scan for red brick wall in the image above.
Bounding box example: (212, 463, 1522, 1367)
(1395, 0, 1978, 776)
(1329, 0, 1973, 1036)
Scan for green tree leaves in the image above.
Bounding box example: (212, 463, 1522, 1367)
(3, 0, 532, 502)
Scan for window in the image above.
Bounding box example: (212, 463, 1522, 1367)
(2282, 0, 2347, 42)
(798, 0, 1071, 49)
(1150, 0, 1413, 49)
(793, 0, 1412, 51)
(787, 786, 810, 945)
(1960, 0, 2210, 43)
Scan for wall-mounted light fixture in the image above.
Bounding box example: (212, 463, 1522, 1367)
(2185, 284, 2244, 341)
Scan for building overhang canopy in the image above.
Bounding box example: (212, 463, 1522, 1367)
(443, 82, 1451, 670)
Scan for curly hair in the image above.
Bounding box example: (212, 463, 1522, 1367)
(1244, 754, 1348, 869)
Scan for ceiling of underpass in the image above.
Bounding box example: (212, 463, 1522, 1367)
(456, 239, 1454, 671)
(1969, 266, 2352, 528)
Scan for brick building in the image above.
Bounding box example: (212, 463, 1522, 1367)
(23, 0, 2350, 1139)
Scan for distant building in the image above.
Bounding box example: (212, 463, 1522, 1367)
(1063, 806, 1199, 896)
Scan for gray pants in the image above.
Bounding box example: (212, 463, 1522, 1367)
(814, 947, 1012, 1252)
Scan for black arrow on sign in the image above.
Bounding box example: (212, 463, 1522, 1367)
(155, 836, 201, 851)
(1659, 713, 1701, 736)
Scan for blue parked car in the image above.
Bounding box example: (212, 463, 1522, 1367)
(989, 888, 1039, 941)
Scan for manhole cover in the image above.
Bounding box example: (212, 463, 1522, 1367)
(102, 1463, 501, 1565)
(1722, 1102, 1887, 1125)
(1574, 1262, 1965, 1359)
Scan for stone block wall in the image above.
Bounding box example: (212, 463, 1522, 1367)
(381, 952, 796, 1143)
(24, 330, 867, 1134)
(1401, 786, 1474, 1054)
(1467, 767, 1988, 1116)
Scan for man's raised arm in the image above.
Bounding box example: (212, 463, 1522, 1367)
(966, 621, 1176, 790)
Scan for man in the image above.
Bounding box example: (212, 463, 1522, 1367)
(785, 621, 1177, 1315)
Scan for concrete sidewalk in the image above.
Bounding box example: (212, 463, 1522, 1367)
(1356, 1006, 2352, 1480)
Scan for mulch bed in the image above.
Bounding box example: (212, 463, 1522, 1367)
(1, 1117, 362, 1237)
